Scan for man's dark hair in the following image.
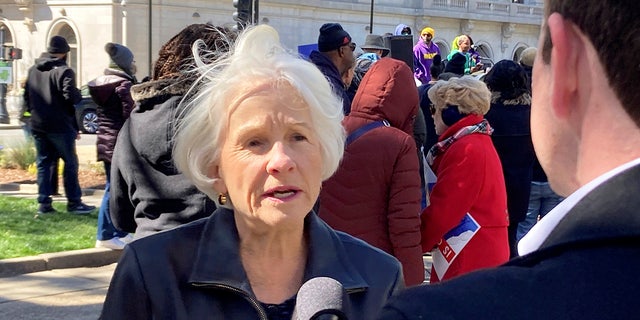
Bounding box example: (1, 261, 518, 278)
(541, 0, 640, 126)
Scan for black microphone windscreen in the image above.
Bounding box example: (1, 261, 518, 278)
(292, 277, 349, 320)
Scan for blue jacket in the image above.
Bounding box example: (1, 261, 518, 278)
(101, 208, 404, 319)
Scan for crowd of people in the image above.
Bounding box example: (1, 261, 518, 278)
(20, 0, 640, 317)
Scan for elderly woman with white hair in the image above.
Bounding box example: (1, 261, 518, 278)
(100, 25, 403, 320)
(421, 76, 509, 283)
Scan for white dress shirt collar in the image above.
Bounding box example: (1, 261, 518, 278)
(518, 158, 640, 256)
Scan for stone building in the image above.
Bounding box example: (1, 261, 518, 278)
(0, 0, 542, 92)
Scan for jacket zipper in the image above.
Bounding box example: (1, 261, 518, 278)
(192, 282, 268, 320)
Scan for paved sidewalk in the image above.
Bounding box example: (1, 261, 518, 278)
(0, 264, 116, 320)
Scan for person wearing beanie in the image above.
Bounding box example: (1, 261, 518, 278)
(413, 26, 440, 84)
(87, 42, 138, 249)
(23, 36, 96, 215)
(309, 22, 355, 115)
(104, 42, 137, 79)
(443, 52, 466, 77)
(108, 24, 221, 239)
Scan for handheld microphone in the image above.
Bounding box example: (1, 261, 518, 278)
(292, 277, 349, 320)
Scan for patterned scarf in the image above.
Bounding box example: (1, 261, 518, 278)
(426, 119, 493, 166)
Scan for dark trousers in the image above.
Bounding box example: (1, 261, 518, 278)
(32, 131, 82, 204)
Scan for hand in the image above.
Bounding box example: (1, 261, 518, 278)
(471, 63, 484, 73)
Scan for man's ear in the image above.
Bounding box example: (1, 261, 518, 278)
(547, 13, 580, 119)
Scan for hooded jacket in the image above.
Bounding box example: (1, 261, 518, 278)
(24, 53, 82, 134)
(87, 69, 136, 162)
(110, 78, 216, 238)
(394, 24, 411, 35)
(319, 58, 424, 286)
(101, 208, 404, 319)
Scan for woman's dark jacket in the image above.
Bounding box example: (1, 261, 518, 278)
(87, 69, 135, 163)
(100, 208, 404, 320)
(484, 92, 534, 225)
(110, 78, 216, 238)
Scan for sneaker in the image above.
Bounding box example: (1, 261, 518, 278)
(37, 203, 56, 214)
(95, 238, 126, 250)
(120, 234, 135, 244)
(67, 202, 96, 215)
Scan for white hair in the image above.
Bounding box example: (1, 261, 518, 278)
(173, 24, 345, 202)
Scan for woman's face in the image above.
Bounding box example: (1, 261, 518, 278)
(432, 105, 448, 135)
(214, 86, 323, 229)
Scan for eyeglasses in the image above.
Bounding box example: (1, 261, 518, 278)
(342, 42, 356, 52)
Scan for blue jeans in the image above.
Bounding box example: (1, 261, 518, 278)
(96, 162, 128, 241)
(517, 181, 564, 241)
(32, 131, 82, 204)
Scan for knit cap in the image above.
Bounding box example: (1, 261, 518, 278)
(444, 52, 466, 76)
(105, 43, 135, 75)
(318, 23, 352, 52)
(47, 36, 70, 54)
(421, 27, 435, 37)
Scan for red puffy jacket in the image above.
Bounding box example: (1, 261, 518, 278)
(319, 58, 424, 286)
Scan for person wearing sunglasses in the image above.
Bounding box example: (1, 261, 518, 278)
(309, 23, 356, 115)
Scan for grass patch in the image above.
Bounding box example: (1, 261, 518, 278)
(0, 138, 36, 170)
(0, 195, 97, 259)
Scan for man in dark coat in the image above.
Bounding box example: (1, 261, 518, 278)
(23, 36, 95, 215)
(309, 23, 355, 115)
(378, 0, 640, 318)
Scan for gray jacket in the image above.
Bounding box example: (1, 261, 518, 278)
(110, 78, 216, 237)
(101, 208, 404, 319)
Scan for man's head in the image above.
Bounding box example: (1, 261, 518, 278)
(47, 36, 70, 58)
(532, 0, 640, 195)
(420, 27, 435, 44)
(317, 23, 355, 74)
(539, 0, 640, 126)
(360, 34, 389, 57)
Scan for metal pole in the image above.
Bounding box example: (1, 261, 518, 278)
(253, 0, 259, 25)
(148, 0, 152, 79)
(0, 26, 9, 124)
(369, 0, 374, 34)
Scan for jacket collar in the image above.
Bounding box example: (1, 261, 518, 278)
(130, 78, 191, 107)
(188, 208, 369, 293)
(438, 114, 485, 141)
(541, 163, 640, 248)
(511, 163, 640, 266)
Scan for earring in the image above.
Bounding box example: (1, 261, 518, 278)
(218, 193, 228, 205)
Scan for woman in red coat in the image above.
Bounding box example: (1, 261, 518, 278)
(422, 76, 509, 283)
